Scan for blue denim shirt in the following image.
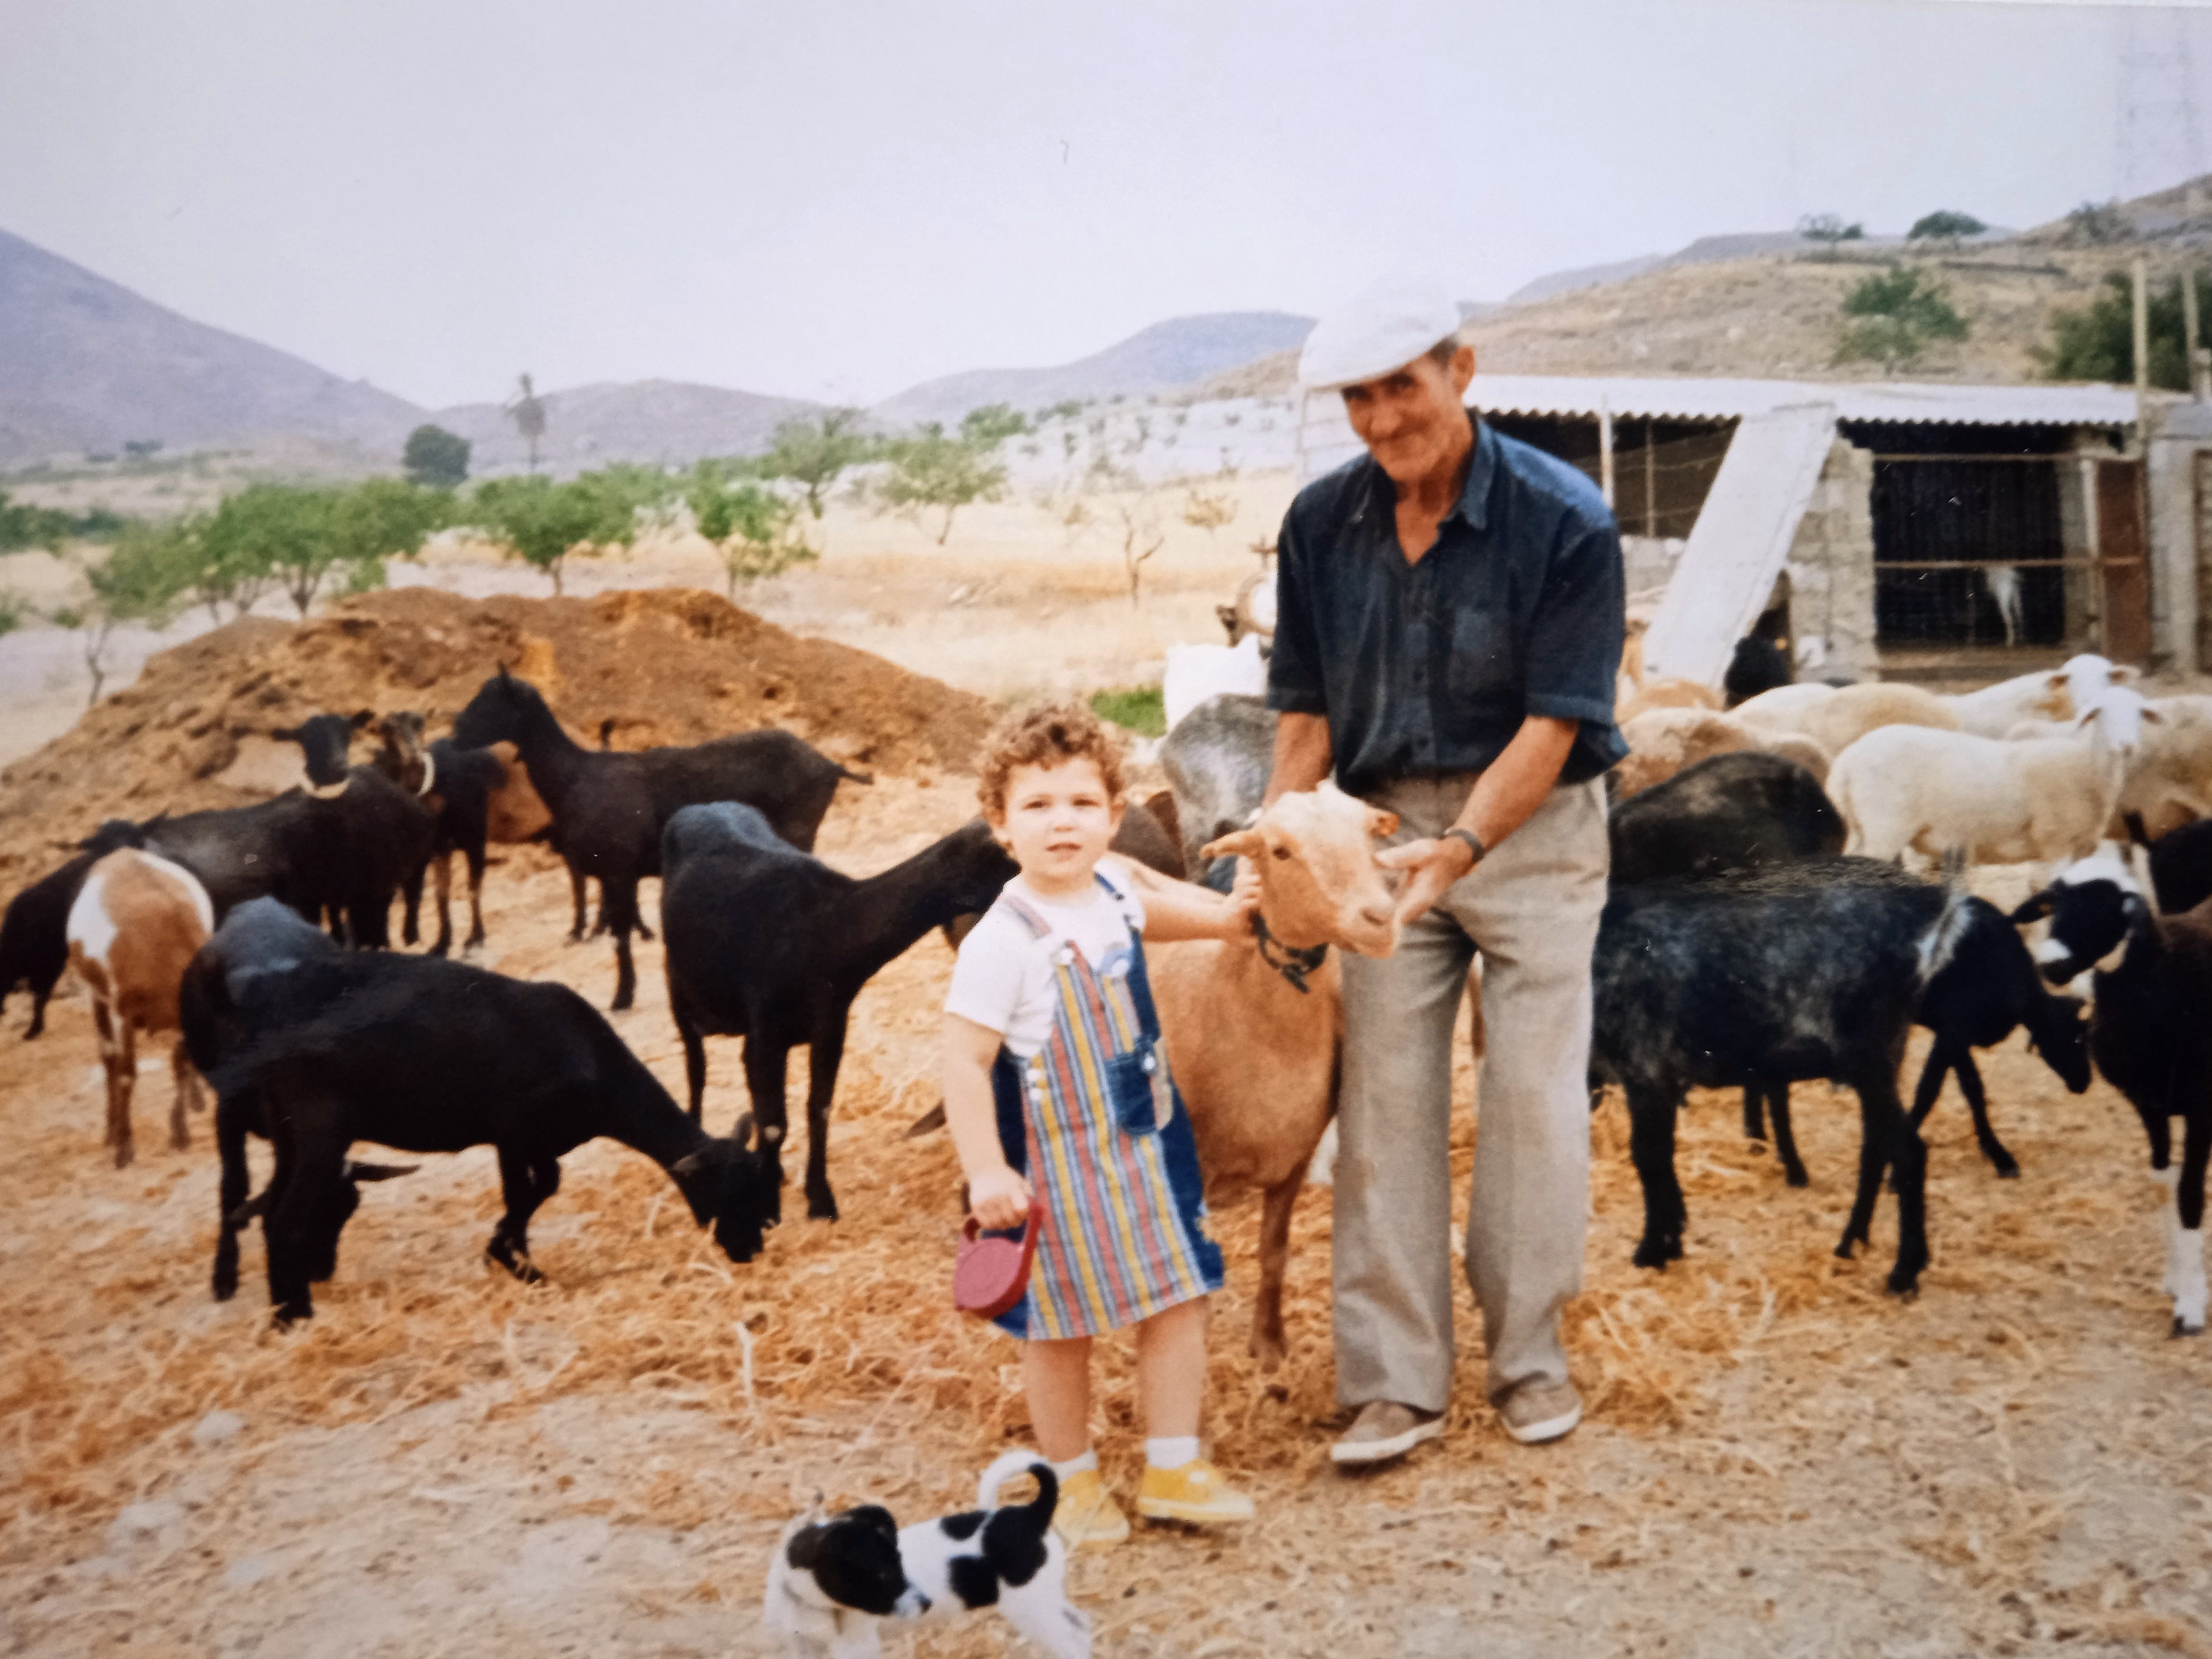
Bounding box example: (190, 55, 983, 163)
(1266, 415, 1628, 797)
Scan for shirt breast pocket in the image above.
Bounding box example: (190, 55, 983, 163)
(1446, 608, 1518, 699)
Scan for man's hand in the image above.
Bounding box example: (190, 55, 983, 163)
(1377, 835, 1478, 927)
(968, 1163, 1034, 1231)
(1226, 858, 1261, 925)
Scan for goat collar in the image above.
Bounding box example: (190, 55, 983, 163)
(1252, 911, 1327, 994)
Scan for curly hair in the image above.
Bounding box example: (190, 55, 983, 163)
(977, 700, 1126, 819)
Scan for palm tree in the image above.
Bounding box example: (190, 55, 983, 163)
(506, 373, 548, 473)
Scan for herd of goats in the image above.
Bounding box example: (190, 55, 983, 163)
(3, 634, 2211, 1348)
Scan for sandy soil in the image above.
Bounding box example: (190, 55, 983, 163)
(3, 751, 2210, 1656)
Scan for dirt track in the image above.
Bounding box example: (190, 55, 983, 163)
(4, 747, 2211, 1656)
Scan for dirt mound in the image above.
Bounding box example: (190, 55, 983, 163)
(0, 585, 995, 887)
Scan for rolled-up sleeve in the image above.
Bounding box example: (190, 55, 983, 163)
(1523, 521, 1625, 726)
(1265, 509, 1328, 715)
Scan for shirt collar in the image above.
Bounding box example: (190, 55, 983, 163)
(1353, 410, 1494, 532)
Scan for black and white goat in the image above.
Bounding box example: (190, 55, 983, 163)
(451, 668, 870, 1009)
(661, 802, 1016, 1224)
(2013, 850, 2212, 1334)
(183, 898, 781, 1321)
(0, 819, 145, 1037)
(1593, 858, 1974, 1294)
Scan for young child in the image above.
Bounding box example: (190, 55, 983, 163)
(942, 701, 1260, 1552)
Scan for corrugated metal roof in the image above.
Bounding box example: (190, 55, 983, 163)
(1458, 373, 2139, 428)
(1293, 374, 2142, 484)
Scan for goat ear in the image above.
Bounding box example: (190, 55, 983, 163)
(2143, 703, 2166, 724)
(671, 1149, 707, 1178)
(733, 1112, 756, 1149)
(1367, 808, 1401, 839)
(2009, 890, 2056, 925)
(270, 725, 299, 742)
(1199, 828, 1264, 863)
(2113, 664, 2142, 685)
(350, 708, 375, 730)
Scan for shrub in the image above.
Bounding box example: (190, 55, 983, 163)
(1090, 685, 1166, 739)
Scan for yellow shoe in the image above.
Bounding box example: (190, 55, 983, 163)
(1051, 1468, 1130, 1553)
(1134, 1459, 1256, 1526)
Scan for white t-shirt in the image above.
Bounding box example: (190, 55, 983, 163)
(944, 860, 1146, 1060)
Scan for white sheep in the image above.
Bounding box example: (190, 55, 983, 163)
(1940, 653, 2132, 739)
(1733, 681, 1959, 757)
(1831, 686, 2160, 872)
(1163, 633, 1267, 732)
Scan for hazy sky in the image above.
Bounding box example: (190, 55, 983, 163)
(4, 1, 2211, 410)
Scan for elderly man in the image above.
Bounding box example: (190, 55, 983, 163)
(1264, 281, 1624, 1463)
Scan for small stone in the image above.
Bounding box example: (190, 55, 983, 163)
(106, 1499, 183, 1553)
(192, 1410, 245, 1447)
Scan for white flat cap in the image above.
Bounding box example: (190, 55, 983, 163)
(1298, 278, 1463, 392)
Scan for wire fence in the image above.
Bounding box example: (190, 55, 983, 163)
(1871, 455, 2080, 649)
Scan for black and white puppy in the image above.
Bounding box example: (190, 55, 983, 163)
(762, 1451, 1090, 1659)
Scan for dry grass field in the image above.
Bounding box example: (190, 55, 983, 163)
(2, 550, 2210, 1658)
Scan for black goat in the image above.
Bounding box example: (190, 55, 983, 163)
(1606, 751, 1842, 887)
(266, 713, 437, 947)
(450, 668, 869, 1009)
(2014, 852, 2212, 1335)
(1593, 858, 1971, 1294)
(372, 711, 513, 954)
(1723, 636, 1792, 708)
(661, 802, 1016, 1222)
(0, 820, 145, 1037)
(1747, 891, 2091, 1185)
(1605, 750, 1843, 1158)
(183, 898, 781, 1321)
(2123, 812, 2212, 916)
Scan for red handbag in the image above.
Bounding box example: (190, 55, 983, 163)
(954, 1204, 1041, 1319)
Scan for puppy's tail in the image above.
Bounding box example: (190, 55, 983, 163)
(975, 1449, 1059, 1525)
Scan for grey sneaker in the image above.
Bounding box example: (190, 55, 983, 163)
(1498, 1380, 1582, 1445)
(1329, 1401, 1444, 1466)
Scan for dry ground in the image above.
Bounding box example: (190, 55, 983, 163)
(3, 768, 2210, 1658)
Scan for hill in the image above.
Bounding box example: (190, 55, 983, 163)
(869, 311, 1314, 429)
(1194, 210, 2172, 399)
(0, 227, 422, 471)
(428, 379, 823, 477)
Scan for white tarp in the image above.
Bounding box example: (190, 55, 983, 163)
(1640, 403, 1838, 687)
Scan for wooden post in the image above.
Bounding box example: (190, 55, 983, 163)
(1644, 420, 1658, 537)
(2186, 265, 2202, 401)
(2134, 257, 2151, 426)
(1598, 398, 1615, 510)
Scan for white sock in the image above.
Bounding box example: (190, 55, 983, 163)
(1048, 1449, 1096, 1480)
(1145, 1436, 1200, 1470)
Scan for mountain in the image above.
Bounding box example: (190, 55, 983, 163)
(869, 311, 1315, 429)
(0, 227, 423, 470)
(429, 380, 823, 476)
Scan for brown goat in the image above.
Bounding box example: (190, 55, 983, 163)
(1146, 784, 1401, 1371)
(64, 850, 213, 1167)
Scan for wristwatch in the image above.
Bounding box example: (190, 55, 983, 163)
(1441, 827, 1486, 868)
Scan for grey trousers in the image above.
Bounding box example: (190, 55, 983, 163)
(1333, 773, 1610, 1413)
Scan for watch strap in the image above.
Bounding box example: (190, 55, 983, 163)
(1442, 827, 1486, 865)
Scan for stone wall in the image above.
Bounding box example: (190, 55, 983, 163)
(1782, 437, 1877, 681)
